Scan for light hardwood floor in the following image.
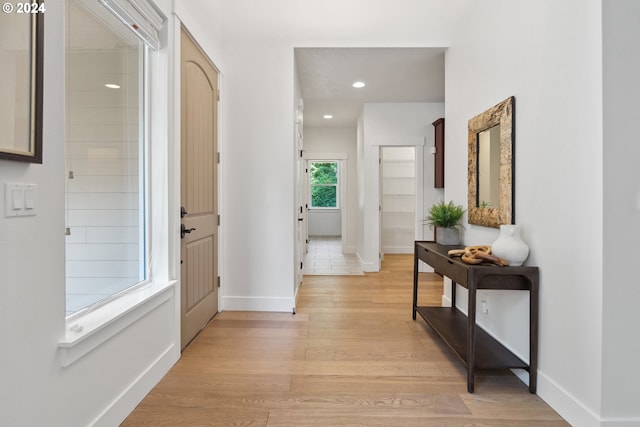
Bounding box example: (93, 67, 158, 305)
(122, 255, 568, 426)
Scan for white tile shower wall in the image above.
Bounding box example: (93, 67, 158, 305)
(65, 49, 142, 312)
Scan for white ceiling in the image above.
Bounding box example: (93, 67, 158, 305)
(295, 47, 446, 128)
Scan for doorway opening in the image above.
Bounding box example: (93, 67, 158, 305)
(380, 147, 418, 257)
(304, 159, 363, 275)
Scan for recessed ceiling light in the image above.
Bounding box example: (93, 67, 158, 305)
(105, 83, 120, 89)
(323, 114, 333, 119)
(352, 81, 366, 88)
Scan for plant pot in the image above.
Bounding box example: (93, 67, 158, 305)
(435, 227, 460, 245)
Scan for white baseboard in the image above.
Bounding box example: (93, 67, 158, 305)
(342, 245, 356, 253)
(600, 417, 640, 426)
(426, 302, 637, 427)
(537, 369, 602, 427)
(222, 296, 296, 312)
(355, 252, 378, 272)
(538, 369, 640, 426)
(92, 344, 179, 427)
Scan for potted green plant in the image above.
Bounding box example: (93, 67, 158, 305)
(425, 200, 465, 245)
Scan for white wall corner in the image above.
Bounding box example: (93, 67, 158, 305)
(536, 370, 603, 427)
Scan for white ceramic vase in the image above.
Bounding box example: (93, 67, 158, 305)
(491, 224, 529, 266)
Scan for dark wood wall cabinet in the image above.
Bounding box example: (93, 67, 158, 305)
(413, 241, 539, 393)
(433, 118, 445, 188)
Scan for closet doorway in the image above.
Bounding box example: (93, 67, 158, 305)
(380, 147, 418, 257)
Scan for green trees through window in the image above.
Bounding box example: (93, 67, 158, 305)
(310, 161, 338, 208)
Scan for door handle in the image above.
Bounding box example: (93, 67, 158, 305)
(181, 207, 188, 218)
(181, 223, 196, 238)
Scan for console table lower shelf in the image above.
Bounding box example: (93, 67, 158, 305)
(415, 306, 528, 371)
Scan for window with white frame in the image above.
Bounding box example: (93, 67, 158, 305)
(64, 0, 162, 317)
(309, 161, 339, 208)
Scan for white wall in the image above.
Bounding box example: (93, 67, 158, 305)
(308, 210, 341, 236)
(445, 1, 613, 425)
(358, 103, 445, 269)
(217, 41, 298, 311)
(364, 103, 438, 147)
(213, 0, 468, 302)
(602, 0, 640, 421)
(174, 0, 224, 73)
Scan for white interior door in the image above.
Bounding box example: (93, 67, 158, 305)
(295, 99, 306, 296)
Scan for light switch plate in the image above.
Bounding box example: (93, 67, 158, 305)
(4, 183, 37, 217)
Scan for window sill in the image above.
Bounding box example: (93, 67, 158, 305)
(58, 280, 177, 367)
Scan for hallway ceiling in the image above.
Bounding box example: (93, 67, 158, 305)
(295, 47, 446, 128)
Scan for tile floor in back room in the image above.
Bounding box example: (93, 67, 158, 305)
(303, 235, 364, 276)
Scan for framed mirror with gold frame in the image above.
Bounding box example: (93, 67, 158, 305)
(467, 96, 515, 228)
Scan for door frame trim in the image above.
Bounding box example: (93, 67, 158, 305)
(303, 152, 349, 251)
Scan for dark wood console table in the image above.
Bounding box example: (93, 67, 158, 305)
(412, 241, 539, 393)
